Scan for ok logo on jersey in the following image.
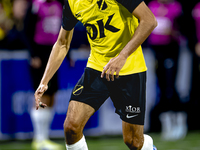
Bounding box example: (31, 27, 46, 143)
(85, 14, 120, 40)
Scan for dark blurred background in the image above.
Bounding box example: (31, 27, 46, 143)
(0, 0, 200, 148)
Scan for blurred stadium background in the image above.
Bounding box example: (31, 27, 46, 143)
(1, 0, 200, 150)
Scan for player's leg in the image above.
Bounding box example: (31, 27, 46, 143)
(64, 68, 109, 149)
(108, 71, 155, 150)
(64, 100, 95, 149)
(122, 122, 153, 150)
(122, 122, 144, 149)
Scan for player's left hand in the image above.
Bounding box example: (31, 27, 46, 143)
(101, 55, 127, 81)
(34, 84, 48, 110)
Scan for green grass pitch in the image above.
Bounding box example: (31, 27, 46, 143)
(0, 131, 199, 150)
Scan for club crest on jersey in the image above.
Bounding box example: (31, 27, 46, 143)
(73, 85, 84, 96)
(125, 105, 141, 113)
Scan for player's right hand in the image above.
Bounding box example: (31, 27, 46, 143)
(34, 84, 48, 110)
(101, 55, 127, 81)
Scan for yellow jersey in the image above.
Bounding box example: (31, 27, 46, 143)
(62, 0, 147, 75)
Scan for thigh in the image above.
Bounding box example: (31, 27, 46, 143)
(65, 100, 95, 128)
(70, 67, 109, 111)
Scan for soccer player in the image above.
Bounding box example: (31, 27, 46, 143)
(34, 0, 157, 149)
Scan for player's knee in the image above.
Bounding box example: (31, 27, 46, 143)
(124, 136, 144, 150)
(63, 118, 81, 136)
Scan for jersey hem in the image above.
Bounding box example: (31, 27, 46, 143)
(86, 64, 147, 76)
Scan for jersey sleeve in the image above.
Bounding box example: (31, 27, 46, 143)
(116, 0, 143, 14)
(62, 0, 79, 31)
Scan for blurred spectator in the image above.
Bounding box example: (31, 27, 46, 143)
(177, 0, 200, 131)
(148, 0, 187, 140)
(1, 0, 13, 17)
(193, 3, 200, 52)
(0, 4, 6, 40)
(192, 2, 200, 59)
(192, 2, 200, 82)
(188, 2, 200, 131)
(0, 3, 9, 41)
(0, 0, 14, 46)
(24, 0, 64, 149)
(0, 0, 19, 49)
(176, 0, 198, 51)
(0, 0, 36, 51)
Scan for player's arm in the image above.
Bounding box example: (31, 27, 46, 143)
(34, 0, 78, 109)
(101, 1, 157, 81)
(34, 27, 74, 110)
(120, 1, 157, 58)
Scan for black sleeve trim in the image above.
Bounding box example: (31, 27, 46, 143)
(116, 0, 143, 14)
(62, 0, 79, 31)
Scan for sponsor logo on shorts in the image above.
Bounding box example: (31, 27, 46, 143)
(125, 105, 140, 119)
(125, 105, 141, 113)
(126, 114, 138, 119)
(73, 85, 84, 96)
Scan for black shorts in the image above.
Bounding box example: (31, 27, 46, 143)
(70, 67, 146, 125)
